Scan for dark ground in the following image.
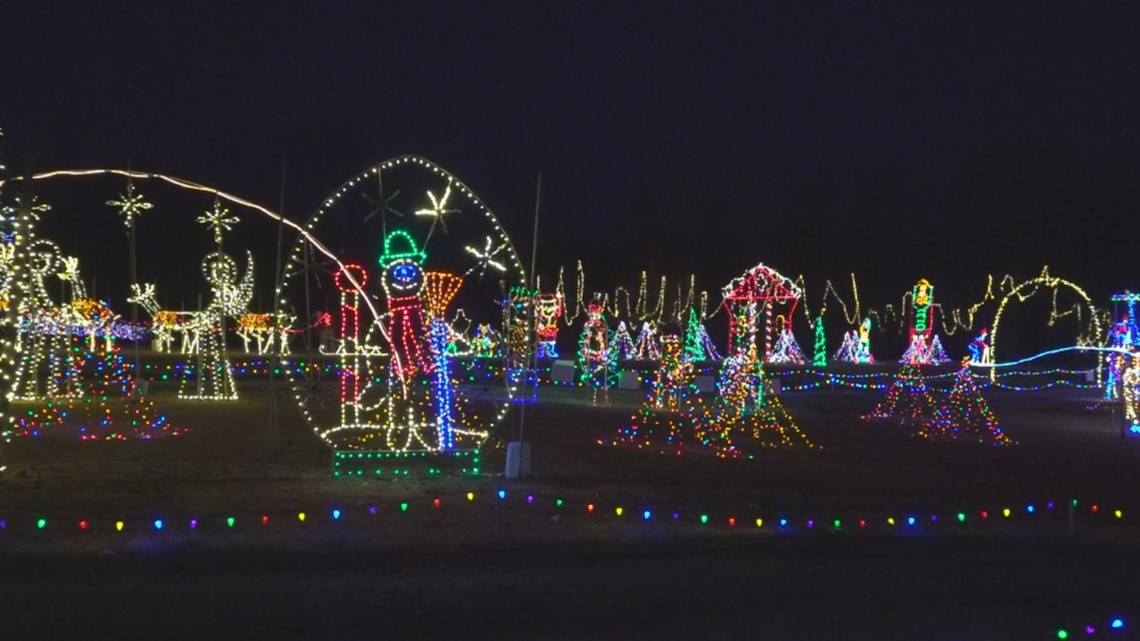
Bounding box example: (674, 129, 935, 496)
(1, 364, 1137, 640)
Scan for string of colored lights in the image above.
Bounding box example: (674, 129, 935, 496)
(0, 492, 1126, 542)
(609, 333, 702, 454)
(918, 359, 1014, 446)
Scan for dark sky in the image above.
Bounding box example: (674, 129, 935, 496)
(2, 2, 1139, 315)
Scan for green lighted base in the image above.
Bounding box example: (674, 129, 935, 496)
(332, 449, 481, 477)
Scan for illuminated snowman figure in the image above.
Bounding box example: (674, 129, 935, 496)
(371, 229, 475, 451)
(379, 230, 432, 381)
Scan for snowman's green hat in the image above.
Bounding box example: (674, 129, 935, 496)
(379, 229, 426, 266)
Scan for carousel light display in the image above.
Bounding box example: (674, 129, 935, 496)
(919, 359, 1013, 446)
(862, 364, 939, 425)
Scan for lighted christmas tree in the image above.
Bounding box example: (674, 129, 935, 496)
(610, 334, 703, 454)
(612, 320, 635, 361)
(919, 360, 1013, 445)
(15, 338, 180, 440)
(812, 314, 827, 366)
(900, 333, 951, 365)
(862, 364, 938, 425)
(631, 320, 661, 361)
(682, 307, 720, 362)
(699, 343, 816, 457)
(767, 326, 806, 365)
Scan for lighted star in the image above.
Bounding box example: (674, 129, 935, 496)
(464, 236, 508, 279)
(415, 180, 460, 234)
(10, 197, 52, 222)
(197, 198, 239, 244)
(106, 180, 154, 228)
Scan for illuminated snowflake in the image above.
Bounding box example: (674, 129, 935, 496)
(464, 235, 508, 279)
(197, 198, 239, 244)
(415, 179, 460, 234)
(106, 180, 154, 228)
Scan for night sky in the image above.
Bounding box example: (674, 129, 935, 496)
(2, 2, 1139, 319)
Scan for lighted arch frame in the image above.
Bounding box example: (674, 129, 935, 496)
(0, 168, 380, 432)
(987, 268, 1104, 382)
(279, 155, 528, 450)
(0, 168, 379, 328)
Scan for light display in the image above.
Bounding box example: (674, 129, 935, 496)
(470, 323, 500, 358)
(178, 250, 254, 400)
(533, 292, 563, 359)
(612, 320, 635, 361)
(899, 279, 950, 365)
(128, 284, 190, 353)
(812, 313, 826, 366)
(611, 333, 702, 453)
(14, 338, 180, 440)
(577, 298, 616, 404)
(900, 333, 950, 365)
(682, 307, 720, 362)
(766, 317, 807, 365)
(919, 359, 1013, 446)
(502, 285, 534, 385)
(278, 157, 526, 465)
(1122, 354, 1140, 435)
(862, 364, 938, 425)
(631, 320, 661, 361)
(832, 317, 875, 364)
(235, 312, 294, 355)
(721, 262, 801, 362)
(1103, 293, 1140, 399)
(988, 267, 1103, 383)
(106, 178, 154, 229)
(699, 343, 816, 457)
(10, 236, 76, 401)
(967, 327, 990, 366)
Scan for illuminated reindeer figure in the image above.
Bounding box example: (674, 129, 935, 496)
(128, 283, 191, 353)
(57, 256, 119, 353)
(235, 311, 295, 355)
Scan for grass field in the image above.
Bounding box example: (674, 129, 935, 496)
(1, 363, 1137, 639)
